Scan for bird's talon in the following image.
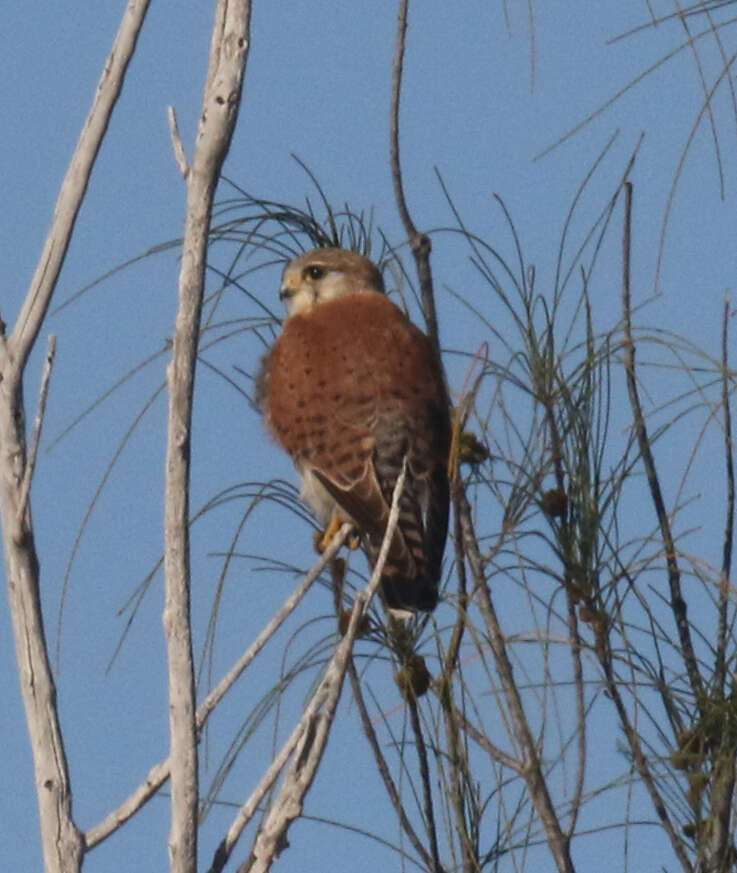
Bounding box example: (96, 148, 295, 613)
(313, 529, 327, 553)
(315, 513, 350, 553)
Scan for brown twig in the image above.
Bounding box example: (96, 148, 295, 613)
(449, 701, 522, 775)
(348, 661, 437, 869)
(406, 695, 442, 872)
(536, 342, 587, 841)
(457, 490, 576, 873)
(438, 700, 482, 873)
(438, 503, 479, 873)
(594, 618, 693, 871)
(708, 296, 736, 870)
(715, 294, 734, 694)
(389, 0, 441, 359)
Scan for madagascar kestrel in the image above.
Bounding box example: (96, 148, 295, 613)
(258, 248, 450, 612)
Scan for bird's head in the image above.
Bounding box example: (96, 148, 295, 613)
(279, 248, 385, 317)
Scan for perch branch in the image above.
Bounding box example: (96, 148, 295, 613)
(210, 462, 409, 873)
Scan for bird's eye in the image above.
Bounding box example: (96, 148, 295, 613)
(305, 265, 326, 281)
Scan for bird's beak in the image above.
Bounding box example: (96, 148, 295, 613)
(279, 271, 298, 301)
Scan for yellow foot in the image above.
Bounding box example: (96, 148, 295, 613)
(314, 513, 360, 553)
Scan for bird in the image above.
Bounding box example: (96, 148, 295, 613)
(257, 247, 450, 613)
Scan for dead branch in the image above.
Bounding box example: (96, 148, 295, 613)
(9, 1, 152, 375)
(163, 3, 252, 872)
(599, 634, 693, 871)
(168, 106, 190, 178)
(0, 5, 151, 872)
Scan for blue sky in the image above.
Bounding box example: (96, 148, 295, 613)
(2, 2, 736, 871)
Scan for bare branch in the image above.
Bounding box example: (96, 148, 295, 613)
(617, 181, 694, 872)
(9, 0, 152, 378)
(594, 606, 693, 871)
(0, 5, 151, 872)
(449, 701, 522, 776)
(163, 3, 252, 872)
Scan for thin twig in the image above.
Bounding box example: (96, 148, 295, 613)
(449, 700, 522, 775)
(406, 695, 442, 872)
(708, 296, 737, 870)
(168, 106, 190, 178)
(618, 181, 695, 872)
(621, 181, 704, 707)
(457, 490, 575, 873)
(715, 294, 734, 693)
(389, 0, 441, 358)
(594, 613, 693, 871)
(348, 661, 437, 870)
(16, 335, 57, 525)
(536, 329, 587, 841)
(438, 499, 479, 872)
